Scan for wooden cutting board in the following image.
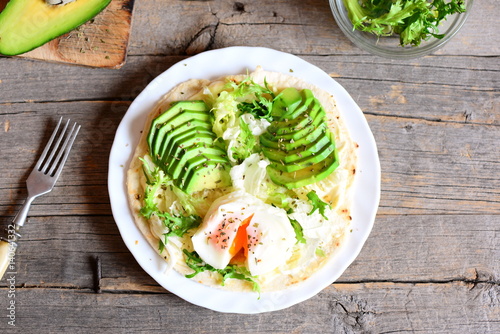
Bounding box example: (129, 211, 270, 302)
(4, 0, 134, 69)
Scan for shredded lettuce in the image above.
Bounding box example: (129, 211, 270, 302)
(158, 212, 201, 238)
(230, 118, 258, 163)
(230, 153, 271, 200)
(139, 158, 171, 218)
(139, 158, 202, 249)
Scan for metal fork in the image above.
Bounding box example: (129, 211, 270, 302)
(0, 117, 80, 279)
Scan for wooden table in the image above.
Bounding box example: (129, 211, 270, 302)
(1, 1, 498, 332)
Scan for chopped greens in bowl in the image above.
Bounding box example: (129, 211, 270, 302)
(330, 0, 473, 58)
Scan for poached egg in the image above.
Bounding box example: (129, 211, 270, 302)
(191, 191, 296, 276)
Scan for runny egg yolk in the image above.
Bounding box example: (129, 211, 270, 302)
(229, 214, 253, 259)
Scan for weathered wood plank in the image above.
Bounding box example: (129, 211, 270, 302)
(0, 0, 497, 332)
(372, 114, 500, 215)
(0, 214, 496, 290)
(0, 282, 497, 333)
(0, 55, 497, 127)
(1, 103, 498, 216)
(127, 0, 499, 57)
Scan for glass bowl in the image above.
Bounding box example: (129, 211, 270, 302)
(330, 0, 474, 59)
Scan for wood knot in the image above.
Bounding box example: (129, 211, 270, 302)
(233, 2, 245, 12)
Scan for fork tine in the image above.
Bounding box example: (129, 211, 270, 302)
(35, 117, 63, 171)
(48, 121, 81, 179)
(41, 118, 70, 175)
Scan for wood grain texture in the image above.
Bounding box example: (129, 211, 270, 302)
(8, 0, 134, 68)
(0, 0, 498, 332)
(0, 283, 497, 333)
(128, 0, 500, 57)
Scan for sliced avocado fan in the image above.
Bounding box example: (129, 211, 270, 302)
(260, 87, 340, 189)
(147, 100, 232, 195)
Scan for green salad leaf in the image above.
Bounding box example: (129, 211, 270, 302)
(306, 190, 331, 220)
(343, 0, 467, 46)
(230, 118, 258, 163)
(158, 212, 201, 239)
(139, 158, 202, 250)
(183, 249, 261, 294)
(290, 218, 306, 244)
(225, 76, 275, 121)
(139, 158, 170, 219)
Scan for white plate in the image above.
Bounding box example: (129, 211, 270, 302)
(108, 46, 380, 314)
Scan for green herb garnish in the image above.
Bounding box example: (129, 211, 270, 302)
(230, 118, 259, 163)
(226, 76, 275, 121)
(306, 190, 331, 220)
(183, 250, 261, 294)
(290, 218, 306, 244)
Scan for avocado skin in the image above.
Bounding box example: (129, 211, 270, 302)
(261, 87, 339, 189)
(147, 100, 231, 194)
(0, 0, 112, 56)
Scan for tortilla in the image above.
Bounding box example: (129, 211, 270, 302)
(127, 67, 357, 292)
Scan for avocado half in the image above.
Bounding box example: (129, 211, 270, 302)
(0, 0, 111, 56)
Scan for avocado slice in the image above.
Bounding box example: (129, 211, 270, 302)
(271, 87, 303, 119)
(178, 155, 231, 194)
(269, 141, 336, 173)
(164, 133, 217, 174)
(159, 126, 214, 163)
(150, 110, 213, 156)
(0, 0, 111, 56)
(263, 131, 332, 164)
(266, 102, 324, 137)
(155, 120, 213, 161)
(282, 89, 316, 120)
(260, 122, 328, 151)
(147, 101, 209, 153)
(264, 109, 326, 142)
(168, 145, 227, 180)
(266, 148, 340, 189)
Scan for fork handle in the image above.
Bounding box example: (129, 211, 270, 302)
(0, 240, 16, 280)
(12, 196, 35, 228)
(0, 197, 34, 280)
